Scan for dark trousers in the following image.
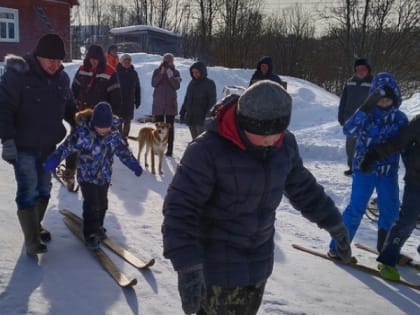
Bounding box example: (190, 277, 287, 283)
(345, 137, 356, 169)
(377, 182, 420, 267)
(197, 281, 266, 315)
(189, 125, 205, 140)
(154, 115, 174, 154)
(118, 118, 132, 139)
(79, 182, 109, 239)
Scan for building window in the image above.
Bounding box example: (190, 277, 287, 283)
(0, 7, 19, 42)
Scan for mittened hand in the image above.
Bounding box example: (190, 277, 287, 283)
(1, 139, 17, 164)
(359, 150, 379, 173)
(177, 265, 206, 314)
(43, 156, 60, 172)
(328, 223, 352, 263)
(359, 89, 383, 114)
(134, 165, 143, 177)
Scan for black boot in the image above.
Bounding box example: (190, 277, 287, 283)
(377, 228, 388, 252)
(36, 199, 51, 242)
(17, 209, 47, 256)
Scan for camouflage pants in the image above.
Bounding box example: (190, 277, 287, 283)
(197, 281, 266, 315)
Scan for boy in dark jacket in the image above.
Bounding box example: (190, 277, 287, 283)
(179, 61, 216, 139)
(162, 80, 351, 315)
(116, 54, 141, 139)
(360, 114, 420, 280)
(249, 56, 287, 89)
(329, 72, 408, 258)
(0, 34, 75, 255)
(44, 102, 142, 249)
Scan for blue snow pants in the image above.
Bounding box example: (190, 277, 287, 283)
(330, 170, 400, 250)
(377, 181, 420, 267)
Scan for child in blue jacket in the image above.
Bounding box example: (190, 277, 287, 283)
(329, 72, 408, 257)
(44, 102, 142, 249)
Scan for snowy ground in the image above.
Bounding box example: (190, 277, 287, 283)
(0, 53, 419, 315)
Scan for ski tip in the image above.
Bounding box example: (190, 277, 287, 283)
(122, 278, 138, 288)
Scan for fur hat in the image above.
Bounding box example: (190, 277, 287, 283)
(163, 53, 174, 62)
(120, 54, 131, 62)
(354, 58, 371, 72)
(237, 80, 292, 135)
(86, 45, 104, 60)
(91, 102, 113, 128)
(34, 34, 65, 60)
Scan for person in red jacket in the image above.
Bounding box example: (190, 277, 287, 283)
(62, 45, 122, 191)
(106, 45, 119, 70)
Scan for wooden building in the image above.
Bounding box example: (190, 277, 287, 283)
(0, 0, 79, 61)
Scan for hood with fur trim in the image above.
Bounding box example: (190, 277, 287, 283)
(4, 54, 29, 73)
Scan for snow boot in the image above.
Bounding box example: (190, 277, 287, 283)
(17, 209, 47, 256)
(377, 228, 388, 252)
(36, 199, 51, 242)
(85, 234, 100, 251)
(378, 263, 400, 281)
(97, 226, 107, 240)
(327, 249, 357, 264)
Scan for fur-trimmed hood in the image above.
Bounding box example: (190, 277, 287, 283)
(75, 108, 121, 127)
(4, 54, 29, 73)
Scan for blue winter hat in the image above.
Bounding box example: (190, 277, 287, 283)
(91, 102, 113, 128)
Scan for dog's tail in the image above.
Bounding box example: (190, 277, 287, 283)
(127, 135, 138, 141)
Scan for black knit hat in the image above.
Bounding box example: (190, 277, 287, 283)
(91, 102, 113, 128)
(34, 34, 65, 60)
(237, 80, 292, 135)
(86, 45, 105, 60)
(354, 58, 371, 72)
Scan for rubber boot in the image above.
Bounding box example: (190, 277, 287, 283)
(17, 209, 48, 256)
(377, 228, 388, 252)
(36, 199, 51, 242)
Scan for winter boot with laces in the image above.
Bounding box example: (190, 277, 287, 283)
(378, 263, 400, 281)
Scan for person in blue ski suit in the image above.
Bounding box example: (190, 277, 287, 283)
(329, 72, 408, 256)
(44, 102, 142, 249)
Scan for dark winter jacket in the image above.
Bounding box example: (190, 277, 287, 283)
(179, 62, 216, 126)
(0, 54, 75, 155)
(370, 115, 420, 185)
(338, 74, 372, 125)
(162, 101, 343, 287)
(47, 110, 141, 185)
(72, 62, 122, 116)
(249, 56, 286, 88)
(151, 63, 181, 116)
(116, 63, 141, 119)
(344, 72, 408, 175)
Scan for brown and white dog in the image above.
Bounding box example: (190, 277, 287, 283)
(129, 122, 170, 174)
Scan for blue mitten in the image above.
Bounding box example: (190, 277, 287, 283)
(134, 164, 143, 177)
(43, 156, 61, 173)
(177, 265, 206, 314)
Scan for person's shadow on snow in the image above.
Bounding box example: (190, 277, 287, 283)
(0, 251, 44, 315)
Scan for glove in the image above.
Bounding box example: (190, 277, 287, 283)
(134, 165, 143, 177)
(43, 156, 61, 173)
(359, 88, 384, 113)
(167, 68, 173, 78)
(328, 223, 352, 263)
(359, 150, 379, 173)
(1, 139, 17, 164)
(177, 265, 206, 314)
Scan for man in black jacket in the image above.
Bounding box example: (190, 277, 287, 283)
(162, 80, 351, 315)
(338, 58, 373, 176)
(0, 34, 75, 255)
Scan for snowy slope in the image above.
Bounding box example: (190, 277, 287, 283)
(0, 53, 419, 315)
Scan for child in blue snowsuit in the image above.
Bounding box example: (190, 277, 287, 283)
(329, 72, 408, 256)
(360, 114, 420, 280)
(44, 102, 142, 249)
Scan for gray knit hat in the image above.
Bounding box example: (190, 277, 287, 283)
(237, 80, 292, 135)
(120, 54, 131, 62)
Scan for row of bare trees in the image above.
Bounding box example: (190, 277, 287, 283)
(71, 0, 420, 96)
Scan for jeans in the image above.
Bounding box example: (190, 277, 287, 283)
(377, 182, 420, 267)
(13, 150, 51, 209)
